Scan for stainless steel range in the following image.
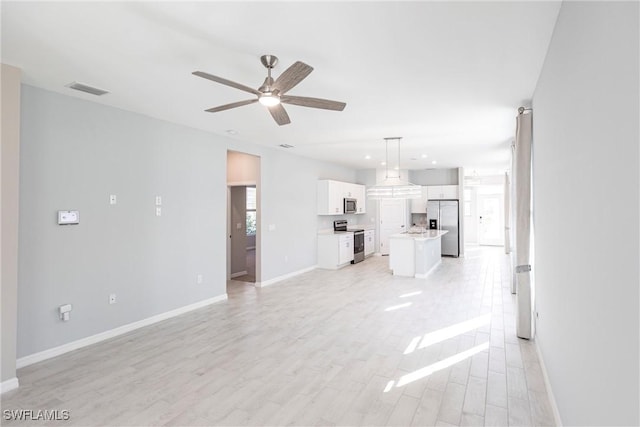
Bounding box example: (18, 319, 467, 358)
(333, 220, 365, 264)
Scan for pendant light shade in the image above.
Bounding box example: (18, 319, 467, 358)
(367, 137, 422, 200)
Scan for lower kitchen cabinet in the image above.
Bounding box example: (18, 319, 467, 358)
(318, 233, 354, 269)
(364, 230, 375, 256)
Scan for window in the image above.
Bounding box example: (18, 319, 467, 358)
(246, 187, 256, 236)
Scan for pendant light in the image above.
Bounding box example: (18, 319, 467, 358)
(367, 137, 421, 199)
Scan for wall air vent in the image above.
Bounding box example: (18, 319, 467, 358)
(66, 82, 109, 96)
(279, 144, 294, 148)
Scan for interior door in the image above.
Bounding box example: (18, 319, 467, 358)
(478, 193, 504, 246)
(379, 199, 407, 255)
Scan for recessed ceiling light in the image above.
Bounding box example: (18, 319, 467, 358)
(432, 160, 437, 165)
(421, 154, 428, 158)
(381, 161, 386, 166)
(394, 166, 399, 170)
(410, 157, 417, 161)
(365, 155, 371, 160)
(279, 144, 294, 148)
(226, 129, 238, 135)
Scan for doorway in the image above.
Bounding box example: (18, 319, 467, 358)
(227, 151, 260, 285)
(379, 199, 407, 255)
(478, 193, 504, 246)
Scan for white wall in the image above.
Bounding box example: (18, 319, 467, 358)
(1, 64, 21, 386)
(532, 2, 639, 425)
(17, 85, 356, 359)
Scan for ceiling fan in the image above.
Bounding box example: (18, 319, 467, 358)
(193, 55, 346, 126)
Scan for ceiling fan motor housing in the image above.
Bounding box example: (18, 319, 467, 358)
(260, 54, 278, 69)
(259, 76, 275, 93)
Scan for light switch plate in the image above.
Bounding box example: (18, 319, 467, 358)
(58, 210, 79, 225)
(110, 195, 117, 205)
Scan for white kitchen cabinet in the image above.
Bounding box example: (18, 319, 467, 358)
(352, 184, 366, 214)
(427, 185, 459, 200)
(317, 233, 354, 269)
(317, 180, 366, 215)
(338, 234, 353, 265)
(317, 180, 345, 215)
(410, 186, 429, 213)
(364, 230, 375, 256)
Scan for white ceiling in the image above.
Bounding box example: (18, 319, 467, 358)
(1, 1, 561, 173)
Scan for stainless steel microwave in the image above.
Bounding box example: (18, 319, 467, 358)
(344, 198, 357, 214)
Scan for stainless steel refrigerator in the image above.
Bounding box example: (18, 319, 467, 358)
(427, 200, 459, 257)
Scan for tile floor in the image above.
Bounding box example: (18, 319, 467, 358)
(1, 246, 555, 426)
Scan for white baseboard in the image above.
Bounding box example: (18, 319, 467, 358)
(230, 271, 248, 279)
(1, 377, 19, 394)
(16, 293, 228, 369)
(535, 338, 563, 426)
(256, 265, 317, 288)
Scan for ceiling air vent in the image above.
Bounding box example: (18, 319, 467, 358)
(66, 82, 109, 96)
(279, 144, 294, 149)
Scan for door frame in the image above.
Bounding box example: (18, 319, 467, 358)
(227, 181, 257, 281)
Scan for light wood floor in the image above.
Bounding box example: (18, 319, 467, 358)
(2, 246, 555, 426)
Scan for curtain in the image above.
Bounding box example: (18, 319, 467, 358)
(510, 143, 517, 294)
(504, 172, 511, 254)
(513, 110, 533, 339)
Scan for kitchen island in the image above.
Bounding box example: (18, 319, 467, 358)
(389, 230, 449, 278)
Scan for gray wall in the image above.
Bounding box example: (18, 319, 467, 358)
(409, 168, 459, 185)
(1, 64, 21, 383)
(532, 2, 639, 425)
(18, 85, 356, 358)
(18, 85, 227, 358)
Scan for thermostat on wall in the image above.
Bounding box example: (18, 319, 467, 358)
(57, 210, 79, 225)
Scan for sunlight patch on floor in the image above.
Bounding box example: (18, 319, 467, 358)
(386, 342, 490, 391)
(384, 302, 412, 312)
(402, 313, 491, 355)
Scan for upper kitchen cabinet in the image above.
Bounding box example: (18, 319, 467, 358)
(317, 180, 366, 215)
(427, 185, 459, 200)
(351, 184, 366, 214)
(410, 186, 429, 213)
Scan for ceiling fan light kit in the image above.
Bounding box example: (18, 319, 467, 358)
(258, 93, 280, 107)
(367, 137, 422, 200)
(193, 54, 346, 126)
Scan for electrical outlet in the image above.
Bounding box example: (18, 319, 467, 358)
(156, 207, 162, 217)
(155, 196, 162, 206)
(197, 274, 203, 284)
(109, 294, 116, 304)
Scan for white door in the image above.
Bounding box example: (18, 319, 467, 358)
(379, 199, 407, 255)
(478, 193, 504, 246)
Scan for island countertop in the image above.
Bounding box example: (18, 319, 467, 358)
(390, 230, 448, 241)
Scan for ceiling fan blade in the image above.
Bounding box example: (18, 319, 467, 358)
(205, 99, 258, 113)
(281, 95, 346, 111)
(272, 61, 314, 94)
(268, 104, 291, 126)
(193, 71, 261, 96)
